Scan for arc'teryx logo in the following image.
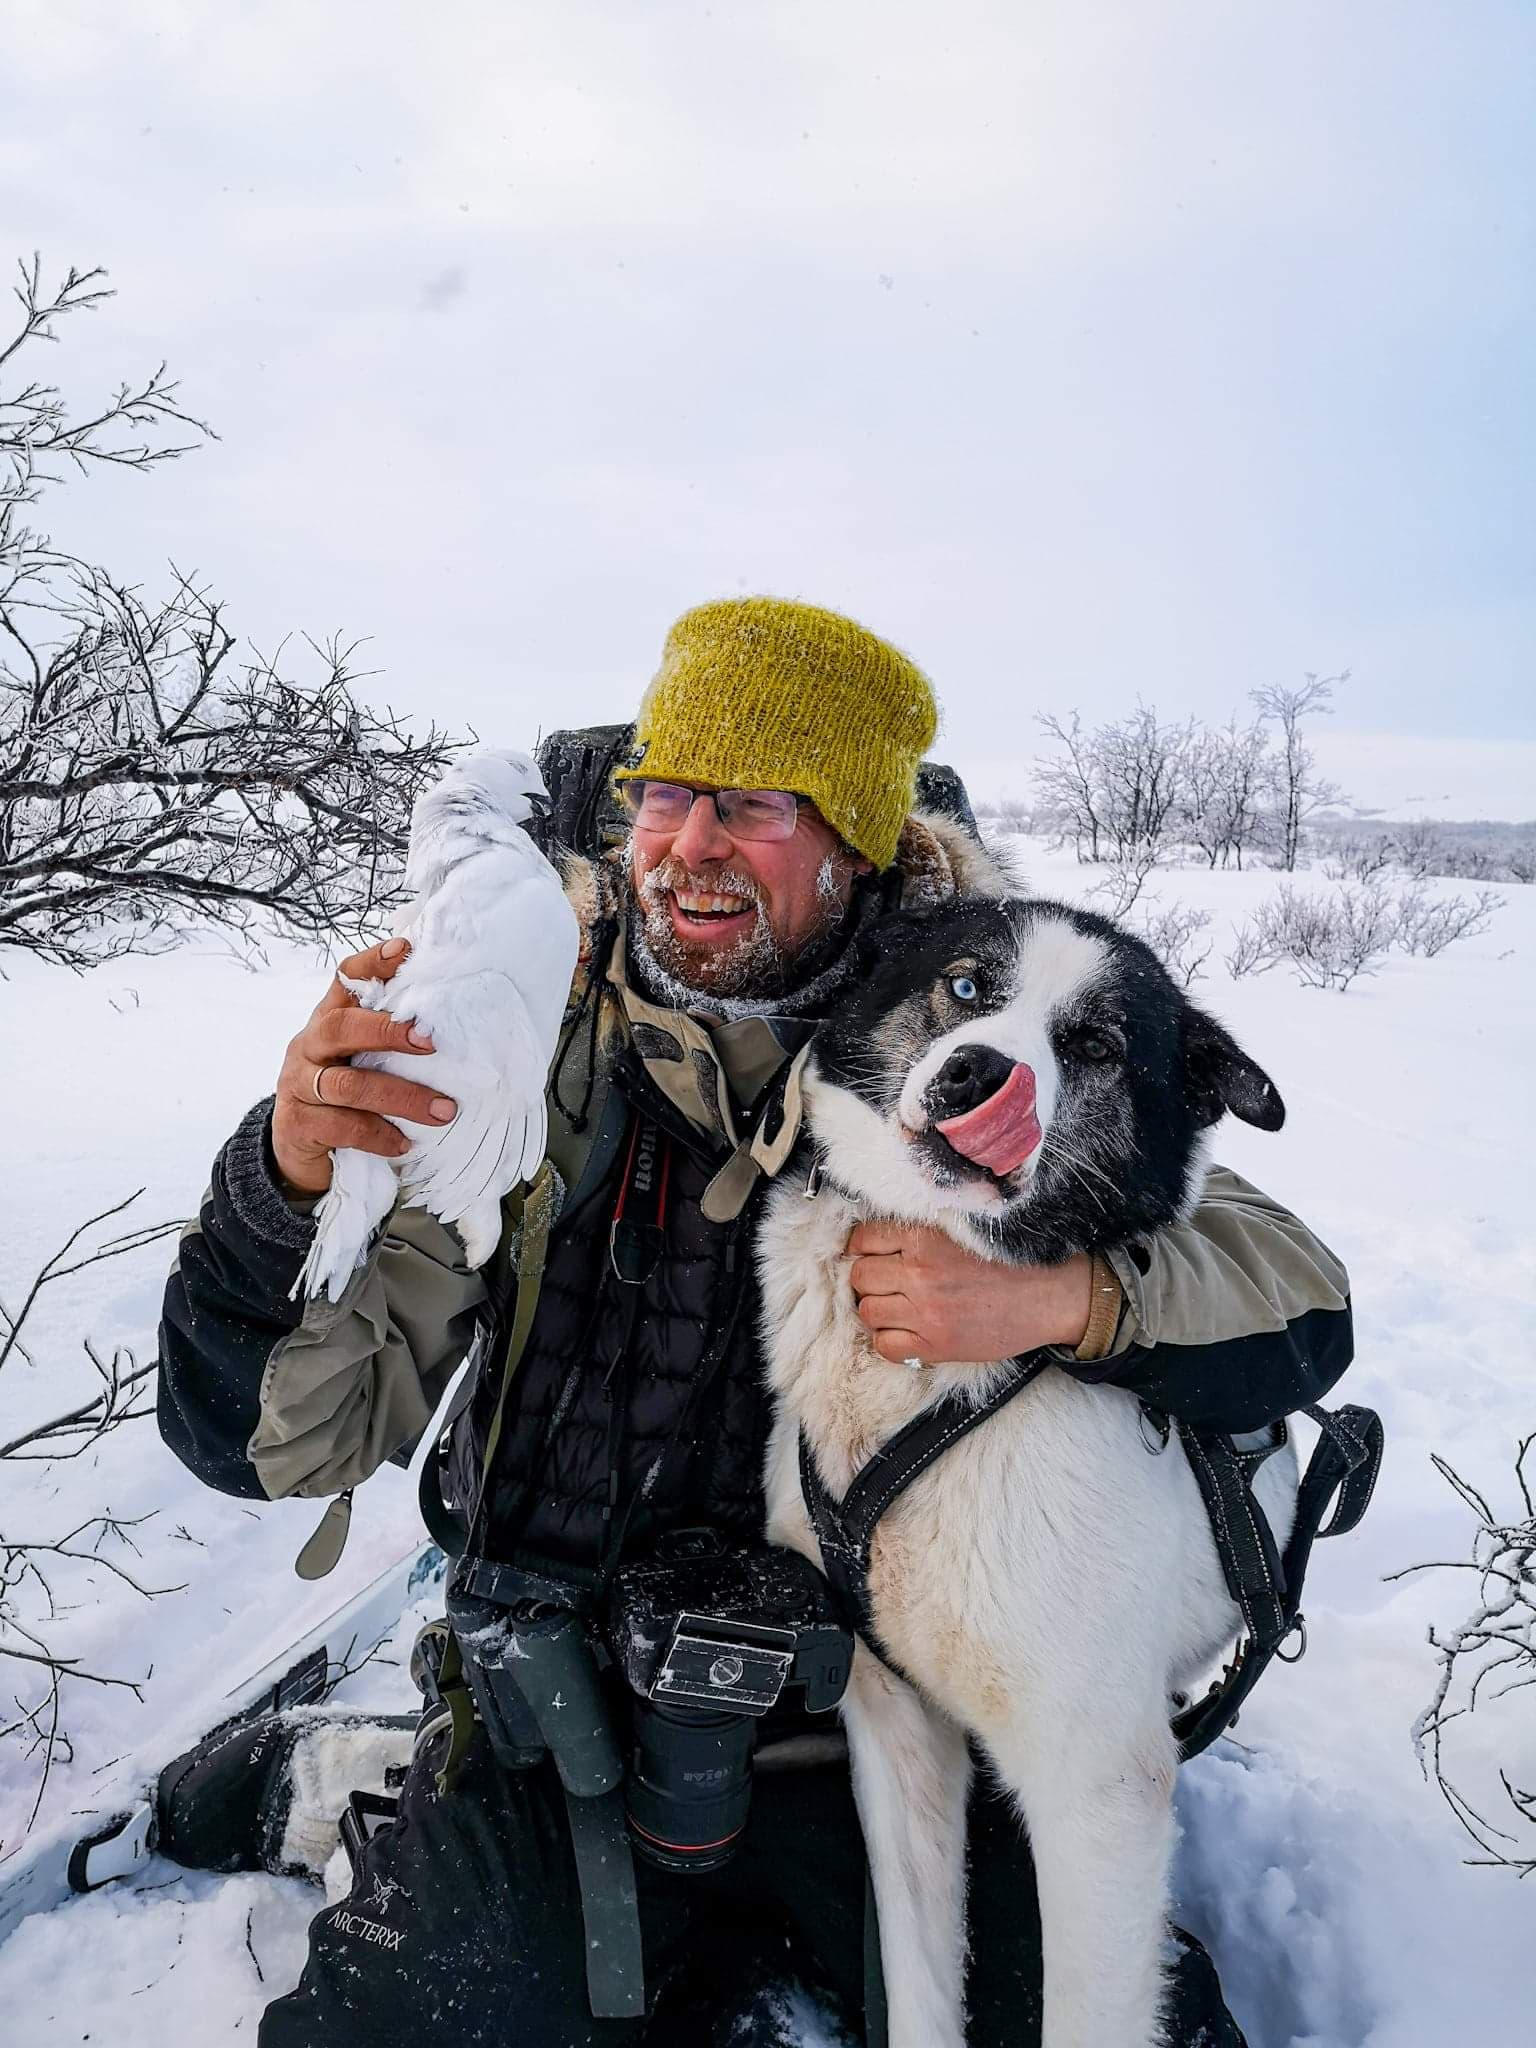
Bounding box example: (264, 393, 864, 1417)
(328, 1874, 409, 1952)
(327, 1904, 407, 1952)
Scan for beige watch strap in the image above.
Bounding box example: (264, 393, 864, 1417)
(1074, 1251, 1124, 1363)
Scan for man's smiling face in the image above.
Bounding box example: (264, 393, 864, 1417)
(627, 785, 871, 998)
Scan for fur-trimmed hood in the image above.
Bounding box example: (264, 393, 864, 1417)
(560, 809, 1020, 957)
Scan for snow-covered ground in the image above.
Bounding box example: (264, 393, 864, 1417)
(0, 837, 1532, 2044)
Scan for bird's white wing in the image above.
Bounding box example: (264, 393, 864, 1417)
(346, 841, 579, 1269)
(299, 757, 578, 1298)
(393, 970, 550, 1215)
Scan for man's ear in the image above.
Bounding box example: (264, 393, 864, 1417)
(1181, 1004, 1286, 1131)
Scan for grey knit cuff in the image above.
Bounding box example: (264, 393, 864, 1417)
(221, 1096, 318, 1251)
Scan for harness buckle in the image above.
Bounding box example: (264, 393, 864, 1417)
(1276, 1613, 1308, 1664)
(1138, 1404, 1172, 1455)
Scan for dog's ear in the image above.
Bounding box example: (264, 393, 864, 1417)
(1181, 1004, 1285, 1131)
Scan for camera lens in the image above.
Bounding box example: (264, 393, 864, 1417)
(624, 1698, 755, 1874)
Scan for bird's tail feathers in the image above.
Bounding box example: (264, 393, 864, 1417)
(293, 1145, 401, 1304)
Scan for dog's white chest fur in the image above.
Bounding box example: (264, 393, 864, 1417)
(756, 1180, 1293, 2048)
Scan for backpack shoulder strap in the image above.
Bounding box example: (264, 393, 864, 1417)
(416, 1161, 562, 1560)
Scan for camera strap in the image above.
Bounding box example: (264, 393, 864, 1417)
(609, 1113, 670, 1285)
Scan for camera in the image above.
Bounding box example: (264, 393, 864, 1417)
(604, 1529, 853, 1873)
(431, 1532, 853, 1876)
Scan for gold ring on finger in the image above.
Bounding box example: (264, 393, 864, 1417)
(311, 1065, 334, 1106)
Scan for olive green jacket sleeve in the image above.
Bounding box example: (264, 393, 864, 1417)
(245, 1199, 488, 1501)
(157, 1096, 488, 1502)
(1061, 1165, 1354, 1433)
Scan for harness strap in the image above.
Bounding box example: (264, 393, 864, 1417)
(1179, 1428, 1289, 1646)
(799, 1356, 1050, 1665)
(798, 1364, 1384, 1769)
(1172, 1400, 1384, 1760)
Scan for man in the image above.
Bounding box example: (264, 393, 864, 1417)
(158, 597, 1353, 2045)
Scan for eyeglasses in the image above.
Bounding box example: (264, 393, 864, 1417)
(619, 780, 807, 842)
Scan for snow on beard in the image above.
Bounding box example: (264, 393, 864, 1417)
(633, 851, 847, 999)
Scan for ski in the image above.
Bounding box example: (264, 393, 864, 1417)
(0, 1539, 445, 1949)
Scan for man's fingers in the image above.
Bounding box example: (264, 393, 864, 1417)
(846, 1221, 911, 1258)
(304, 1107, 411, 1159)
(871, 1329, 927, 1365)
(304, 1062, 456, 1126)
(849, 1254, 906, 1298)
(313, 938, 411, 1015)
(856, 1293, 916, 1332)
(308, 1006, 436, 1062)
(335, 936, 411, 985)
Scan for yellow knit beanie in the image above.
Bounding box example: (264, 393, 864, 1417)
(615, 597, 938, 870)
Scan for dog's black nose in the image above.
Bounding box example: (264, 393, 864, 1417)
(925, 1043, 1017, 1120)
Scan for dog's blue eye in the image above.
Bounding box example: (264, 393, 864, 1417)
(949, 976, 979, 1003)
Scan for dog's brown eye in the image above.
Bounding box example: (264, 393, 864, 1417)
(1078, 1033, 1115, 1063)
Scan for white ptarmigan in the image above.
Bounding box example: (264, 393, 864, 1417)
(296, 749, 580, 1302)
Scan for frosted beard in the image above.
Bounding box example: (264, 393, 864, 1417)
(629, 851, 854, 1010)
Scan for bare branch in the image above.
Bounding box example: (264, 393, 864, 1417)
(1403, 1440, 1536, 1876)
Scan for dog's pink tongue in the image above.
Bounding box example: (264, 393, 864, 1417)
(936, 1062, 1042, 1175)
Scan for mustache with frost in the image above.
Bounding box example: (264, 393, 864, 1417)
(630, 852, 784, 994)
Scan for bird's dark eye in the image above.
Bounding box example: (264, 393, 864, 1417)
(948, 975, 979, 1003)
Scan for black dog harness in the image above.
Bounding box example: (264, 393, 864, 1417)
(798, 1361, 1383, 1762)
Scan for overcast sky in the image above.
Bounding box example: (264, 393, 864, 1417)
(5, 1, 1533, 814)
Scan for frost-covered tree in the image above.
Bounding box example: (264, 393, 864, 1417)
(1178, 716, 1272, 870)
(1251, 670, 1346, 872)
(1034, 705, 1193, 866)
(0, 256, 464, 970)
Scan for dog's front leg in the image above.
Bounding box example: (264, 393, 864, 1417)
(987, 1719, 1178, 2048)
(842, 1646, 972, 2048)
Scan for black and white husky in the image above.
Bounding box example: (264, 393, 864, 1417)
(758, 896, 1296, 2048)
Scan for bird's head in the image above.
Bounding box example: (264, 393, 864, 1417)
(405, 750, 551, 892)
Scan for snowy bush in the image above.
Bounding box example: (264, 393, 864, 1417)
(1391, 882, 1504, 958)
(1386, 818, 1451, 879)
(1136, 899, 1213, 988)
(1315, 819, 1536, 886)
(1226, 881, 1398, 991)
(974, 794, 1035, 835)
(1320, 833, 1396, 883)
(1227, 877, 1503, 989)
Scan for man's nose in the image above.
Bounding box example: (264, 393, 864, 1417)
(669, 791, 735, 867)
